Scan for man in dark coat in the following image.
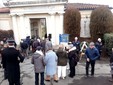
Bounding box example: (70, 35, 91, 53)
(20, 40, 28, 58)
(25, 36, 31, 51)
(85, 42, 99, 77)
(95, 38, 103, 60)
(32, 38, 41, 52)
(1, 40, 24, 85)
(72, 37, 80, 54)
(68, 45, 79, 78)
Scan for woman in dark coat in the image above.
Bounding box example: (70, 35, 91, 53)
(1, 40, 24, 85)
(68, 46, 78, 78)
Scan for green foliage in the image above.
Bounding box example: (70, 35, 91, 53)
(64, 6, 81, 41)
(90, 6, 113, 41)
(104, 33, 113, 56)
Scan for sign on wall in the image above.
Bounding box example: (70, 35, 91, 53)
(59, 34, 69, 43)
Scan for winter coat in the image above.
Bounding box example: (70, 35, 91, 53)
(72, 41, 80, 52)
(31, 51, 45, 73)
(44, 50, 57, 76)
(95, 41, 103, 52)
(56, 49, 68, 66)
(68, 47, 78, 67)
(85, 47, 99, 61)
(1, 47, 24, 83)
(20, 41, 28, 49)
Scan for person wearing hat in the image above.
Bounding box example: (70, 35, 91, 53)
(95, 38, 103, 60)
(85, 42, 100, 77)
(31, 46, 45, 85)
(1, 40, 24, 85)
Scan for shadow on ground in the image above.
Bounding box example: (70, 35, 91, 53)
(68, 76, 112, 85)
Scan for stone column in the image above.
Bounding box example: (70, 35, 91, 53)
(25, 17, 31, 37)
(47, 13, 56, 45)
(55, 12, 64, 45)
(11, 14, 20, 44)
(18, 14, 26, 40)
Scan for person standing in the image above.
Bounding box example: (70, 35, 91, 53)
(68, 45, 78, 78)
(95, 38, 103, 60)
(1, 40, 24, 85)
(85, 42, 99, 77)
(56, 44, 68, 80)
(20, 40, 28, 58)
(31, 46, 45, 85)
(25, 36, 31, 51)
(44, 43, 58, 84)
(32, 38, 41, 52)
(72, 37, 80, 54)
(40, 37, 46, 55)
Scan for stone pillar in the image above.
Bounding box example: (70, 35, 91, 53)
(11, 14, 20, 44)
(55, 12, 64, 45)
(25, 17, 31, 37)
(47, 13, 56, 45)
(18, 14, 26, 40)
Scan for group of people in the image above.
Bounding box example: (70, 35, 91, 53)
(31, 36, 102, 85)
(1, 36, 112, 85)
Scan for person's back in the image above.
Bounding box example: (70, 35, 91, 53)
(2, 47, 22, 65)
(45, 50, 57, 66)
(33, 40, 41, 50)
(31, 46, 45, 85)
(32, 51, 45, 73)
(20, 41, 28, 50)
(1, 46, 24, 85)
(56, 49, 67, 66)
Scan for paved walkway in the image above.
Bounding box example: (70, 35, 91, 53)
(0, 57, 112, 85)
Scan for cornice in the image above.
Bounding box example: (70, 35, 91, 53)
(3, 0, 68, 7)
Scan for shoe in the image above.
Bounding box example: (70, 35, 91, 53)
(68, 75, 74, 78)
(54, 80, 58, 83)
(45, 79, 50, 82)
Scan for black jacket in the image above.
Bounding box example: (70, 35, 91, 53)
(68, 49, 79, 67)
(1, 47, 24, 82)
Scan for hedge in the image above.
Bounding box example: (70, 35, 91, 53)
(104, 33, 113, 56)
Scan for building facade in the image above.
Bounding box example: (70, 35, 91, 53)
(1, 1, 112, 45)
(3, 0, 67, 45)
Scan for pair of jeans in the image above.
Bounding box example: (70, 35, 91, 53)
(86, 60, 95, 76)
(35, 72, 44, 85)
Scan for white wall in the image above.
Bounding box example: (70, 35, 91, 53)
(0, 14, 12, 30)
